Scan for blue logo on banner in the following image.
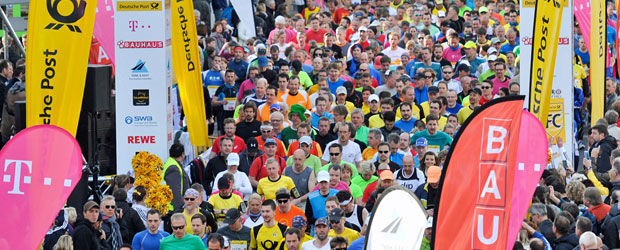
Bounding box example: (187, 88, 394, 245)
(131, 59, 148, 73)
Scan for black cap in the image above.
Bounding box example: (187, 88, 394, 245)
(329, 208, 345, 221)
(218, 178, 231, 189)
(413, 72, 425, 80)
(247, 137, 258, 153)
(469, 88, 482, 95)
(224, 208, 241, 224)
(343, 81, 354, 94)
(428, 86, 439, 94)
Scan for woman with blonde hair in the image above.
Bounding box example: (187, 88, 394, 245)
(53, 235, 72, 250)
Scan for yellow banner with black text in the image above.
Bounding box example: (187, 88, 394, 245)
(26, 0, 97, 136)
(590, 0, 606, 124)
(171, 0, 209, 149)
(528, 0, 564, 127)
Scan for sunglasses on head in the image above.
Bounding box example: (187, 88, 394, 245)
(105, 205, 116, 209)
(184, 197, 195, 201)
(172, 225, 185, 230)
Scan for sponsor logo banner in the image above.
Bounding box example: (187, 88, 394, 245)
(590, 0, 606, 123)
(26, 0, 97, 136)
(117, 1, 162, 11)
(171, 0, 209, 148)
(433, 97, 525, 249)
(133, 89, 150, 106)
(129, 59, 151, 80)
(528, 0, 564, 127)
(0, 125, 83, 249)
(117, 40, 164, 49)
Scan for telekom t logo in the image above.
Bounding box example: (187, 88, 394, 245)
(3, 159, 73, 195)
(3, 160, 32, 195)
(129, 20, 151, 32)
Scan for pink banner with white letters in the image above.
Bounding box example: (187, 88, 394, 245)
(94, 0, 115, 65)
(574, 0, 591, 51)
(505, 110, 548, 250)
(0, 125, 83, 249)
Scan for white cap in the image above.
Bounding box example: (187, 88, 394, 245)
(369, 94, 380, 103)
(358, 26, 368, 32)
(275, 15, 286, 24)
(336, 86, 347, 95)
(426, 217, 433, 228)
(488, 55, 498, 61)
(227, 153, 240, 166)
(299, 136, 312, 146)
(487, 47, 498, 55)
(317, 171, 330, 182)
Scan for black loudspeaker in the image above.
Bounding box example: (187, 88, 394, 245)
(66, 168, 90, 215)
(13, 100, 25, 133)
(76, 65, 116, 175)
(83, 65, 112, 113)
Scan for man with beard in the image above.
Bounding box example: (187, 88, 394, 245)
(236, 102, 262, 141)
(301, 218, 331, 250)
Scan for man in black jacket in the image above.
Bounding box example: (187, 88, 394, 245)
(236, 102, 261, 142)
(73, 201, 110, 250)
(529, 203, 555, 245)
(112, 189, 145, 243)
(552, 215, 578, 250)
(590, 125, 618, 173)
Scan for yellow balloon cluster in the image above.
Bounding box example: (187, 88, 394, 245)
(132, 152, 172, 215)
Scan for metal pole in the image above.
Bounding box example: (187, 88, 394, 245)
(0, 7, 25, 57)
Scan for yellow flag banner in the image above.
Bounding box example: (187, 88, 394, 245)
(171, 0, 209, 148)
(528, 0, 564, 127)
(26, 0, 97, 136)
(590, 0, 606, 124)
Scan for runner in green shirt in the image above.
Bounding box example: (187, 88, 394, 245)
(160, 213, 207, 250)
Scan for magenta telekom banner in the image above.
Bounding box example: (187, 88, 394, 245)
(505, 111, 548, 250)
(0, 125, 83, 249)
(574, 0, 591, 51)
(94, 0, 115, 65)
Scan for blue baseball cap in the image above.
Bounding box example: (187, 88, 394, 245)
(270, 104, 281, 111)
(265, 138, 277, 146)
(415, 138, 428, 147)
(292, 215, 307, 228)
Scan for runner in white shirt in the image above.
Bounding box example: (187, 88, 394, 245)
(381, 32, 408, 69)
(321, 122, 362, 167)
(302, 218, 331, 250)
(212, 153, 252, 196)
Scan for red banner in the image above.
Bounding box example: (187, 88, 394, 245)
(433, 96, 525, 250)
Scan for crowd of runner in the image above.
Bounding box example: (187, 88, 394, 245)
(19, 0, 620, 249)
